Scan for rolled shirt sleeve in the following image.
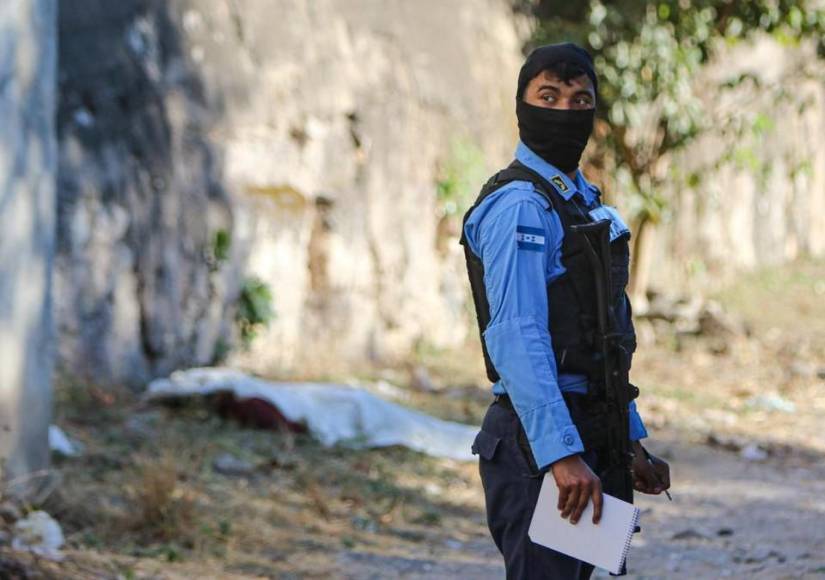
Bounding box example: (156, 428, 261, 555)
(629, 400, 648, 441)
(476, 196, 584, 469)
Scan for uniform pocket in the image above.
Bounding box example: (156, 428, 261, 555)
(588, 205, 630, 241)
(471, 429, 501, 461)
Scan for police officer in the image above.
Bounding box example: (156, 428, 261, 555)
(460, 43, 671, 579)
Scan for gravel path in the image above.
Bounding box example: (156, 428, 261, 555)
(335, 429, 825, 579)
(623, 432, 825, 579)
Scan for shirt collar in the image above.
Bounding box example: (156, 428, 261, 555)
(515, 140, 594, 204)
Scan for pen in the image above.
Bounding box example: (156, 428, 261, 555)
(642, 447, 672, 501)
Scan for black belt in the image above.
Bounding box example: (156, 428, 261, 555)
(494, 391, 590, 409)
(493, 392, 609, 451)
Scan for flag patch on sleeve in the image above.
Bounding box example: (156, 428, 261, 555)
(515, 225, 545, 251)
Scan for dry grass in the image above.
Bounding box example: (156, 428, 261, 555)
(10, 257, 821, 578)
(122, 452, 198, 544)
(25, 390, 486, 578)
(632, 258, 825, 457)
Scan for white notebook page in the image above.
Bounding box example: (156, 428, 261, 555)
(528, 475, 640, 574)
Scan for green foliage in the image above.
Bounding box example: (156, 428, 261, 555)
(213, 229, 231, 263)
(528, 0, 825, 217)
(207, 229, 232, 272)
(436, 137, 487, 217)
(236, 276, 275, 347)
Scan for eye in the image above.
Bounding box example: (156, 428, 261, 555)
(541, 94, 557, 103)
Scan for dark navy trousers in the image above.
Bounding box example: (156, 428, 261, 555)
(472, 399, 601, 580)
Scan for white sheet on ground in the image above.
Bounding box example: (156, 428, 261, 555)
(145, 367, 478, 461)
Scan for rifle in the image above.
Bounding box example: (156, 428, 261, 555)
(569, 219, 637, 505)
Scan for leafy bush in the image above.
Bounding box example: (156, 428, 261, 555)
(236, 277, 275, 347)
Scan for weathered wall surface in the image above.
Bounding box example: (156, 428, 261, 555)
(57, 1, 241, 387)
(0, 0, 56, 488)
(56, 0, 526, 384)
(219, 0, 526, 376)
(647, 39, 825, 292)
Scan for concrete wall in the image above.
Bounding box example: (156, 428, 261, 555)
(56, 0, 526, 384)
(0, 0, 57, 491)
(649, 39, 825, 292)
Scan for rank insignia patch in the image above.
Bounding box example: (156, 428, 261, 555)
(550, 175, 569, 193)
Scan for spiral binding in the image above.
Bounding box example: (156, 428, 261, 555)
(618, 507, 640, 571)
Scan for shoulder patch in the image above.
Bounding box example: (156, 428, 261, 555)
(550, 175, 569, 193)
(515, 225, 546, 252)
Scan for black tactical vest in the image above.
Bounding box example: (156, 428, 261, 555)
(459, 160, 637, 388)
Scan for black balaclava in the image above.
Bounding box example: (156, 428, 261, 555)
(516, 42, 597, 174)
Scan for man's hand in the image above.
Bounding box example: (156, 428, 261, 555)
(550, 454, 603, 525)
(631, 441, 671, 494)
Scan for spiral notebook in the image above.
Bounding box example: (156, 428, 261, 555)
(528, 476, 640, 575)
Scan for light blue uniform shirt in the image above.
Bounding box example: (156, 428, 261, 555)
(463, 141, 648, 470)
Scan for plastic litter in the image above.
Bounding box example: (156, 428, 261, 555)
(740, 443, 769, 462)
(49, 425, 82, 457)
(11, 510, 65, 561)
(745, 393, 796, 414)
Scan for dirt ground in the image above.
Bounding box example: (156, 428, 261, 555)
(311, 429, 825, 580)
(3, 258, 824, 579)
